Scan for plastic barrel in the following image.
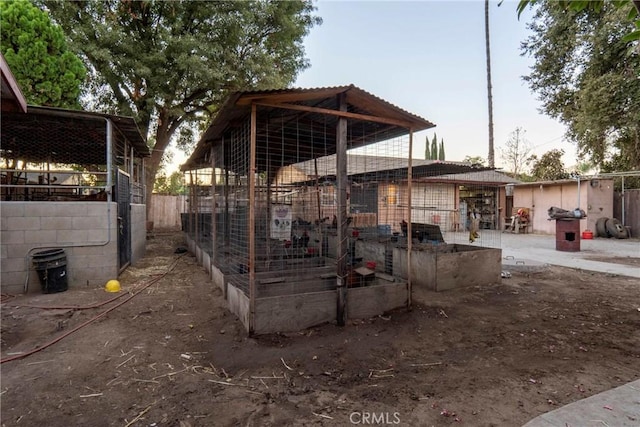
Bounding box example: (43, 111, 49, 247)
(32, 249, 68, 293)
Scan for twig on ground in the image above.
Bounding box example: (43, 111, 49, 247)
(116, 355, 135, 368)
(208, 379, 246, 387)
(281, 357, 294, 371)
(152, 367, 188, 381)
(124, 402, 155, 427)
(26, 360, 54, 366)
(132, 379, 160, 384)
(312, 412, 334, 420)
(79, 393, 103, 398)
(410, 362, 442, 367)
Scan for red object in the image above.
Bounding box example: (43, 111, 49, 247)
(582, 230, 594, 239)
(366, 261, 376, 270)
(352, 229, 360, 238)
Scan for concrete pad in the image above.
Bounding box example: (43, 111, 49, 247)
(523, 379, 640, 427)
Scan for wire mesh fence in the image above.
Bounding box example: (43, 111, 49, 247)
(1, 111, 146, 203)
(182, 105, 503, 302)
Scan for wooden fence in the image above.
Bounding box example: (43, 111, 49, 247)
(613, 189, 639, 237)
(148, 194, 187, 230)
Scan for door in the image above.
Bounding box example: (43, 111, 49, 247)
(115, 170, 131, 272)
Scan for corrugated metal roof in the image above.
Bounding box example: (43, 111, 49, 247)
(182, 85, 436, 171)
(286, 154, 491, 183)
(418, 170, 522, 185)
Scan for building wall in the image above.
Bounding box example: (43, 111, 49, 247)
(513, 179, 613, 234)
(131, 204, 146, 264)
(585, 179, 614, 232)
(1, 201, 118, 294)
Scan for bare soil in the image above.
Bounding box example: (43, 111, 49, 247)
(1, 231, 639, 427)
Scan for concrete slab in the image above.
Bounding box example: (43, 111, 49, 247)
(442, 231, 640, 279)
(523, 379, 640, 427)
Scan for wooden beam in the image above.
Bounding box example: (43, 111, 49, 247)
(336, 93, 348, 327)
(249, 104, 257, 335)
(253, 101, 413, 129)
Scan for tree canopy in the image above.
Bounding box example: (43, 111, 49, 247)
(0, 0, 85, 108)
(521, 1, 640, 171)
(529, 149, 568, 181)
(39, 0, 321, 210)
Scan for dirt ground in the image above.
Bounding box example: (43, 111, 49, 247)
(1, 231, 639, 427)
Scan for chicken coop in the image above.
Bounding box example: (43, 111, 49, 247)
(181, 86, 502, 334)
(1, 105, 149, 294)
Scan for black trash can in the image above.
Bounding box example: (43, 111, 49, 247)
(32, 249, 68, 293)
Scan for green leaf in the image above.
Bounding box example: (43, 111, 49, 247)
(621, 29, 640, 42)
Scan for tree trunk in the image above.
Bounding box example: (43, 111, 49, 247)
(485, 0, 495, 168)
(144, 109, 173, 218)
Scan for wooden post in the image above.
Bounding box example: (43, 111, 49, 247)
(407, 130, 413, 310)
(211, 146, 216, 262)
(336, 93, 348, 326)
(266, 157, 271, 263)
(248, 104, 257, 334)
(314, 158, 322, 255)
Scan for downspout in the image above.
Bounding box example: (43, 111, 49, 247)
(23, 118, 114, 292)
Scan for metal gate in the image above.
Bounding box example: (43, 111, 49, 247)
(115, 170, 131, 271)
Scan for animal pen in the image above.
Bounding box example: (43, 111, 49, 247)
(181, 86, 501, 334)
(1, 106, 149, 294)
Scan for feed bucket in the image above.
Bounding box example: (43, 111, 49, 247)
(32, 249, 68, 293)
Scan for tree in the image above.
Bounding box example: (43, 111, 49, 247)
(40, 0, 321, 213)
(485, 0, 495, 168)
(521, 2, 640, 171)
(0, 0, 85, 108)
(501, 127, 532, 178)
(154, 171, 186, 195)
(463, 155, 486, 166)
(529, 149, 568, 181)
(424, 135, 431, 160)
(438, 139, 445, 161)
(430, 133, 438, 160)
(516, 0, 640, 42)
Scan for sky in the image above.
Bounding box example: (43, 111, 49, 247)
(169, 0, 573, 174)
(293, 0, 573, 169)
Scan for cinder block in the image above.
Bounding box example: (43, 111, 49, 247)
(72, 216, 105, 230)
(1, 257, 26, 273)
(56, 229, 88, 243)
(86, 203, 110, 217)
(25, 230, 57, 244)
(41, 217, 73, 230)
(1, 230, 25, 244)
(7, 216, 41, 231)
(0, 271, 27, 290)
(0, 202, 25, 217)
(52, 203, 88, 217)
(20, 203, 51, 217)
(87, 229, 108, 242)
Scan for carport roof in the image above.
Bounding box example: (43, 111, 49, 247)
(1, 106, 149, 165)
(182, 85, 436, 171)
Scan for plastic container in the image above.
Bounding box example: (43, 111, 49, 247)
(32, 249, 68, 293)
(582, 230, 594, 240)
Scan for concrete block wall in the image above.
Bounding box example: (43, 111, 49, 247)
(1, 201, 118, 294)
(131, 204, 146, 264)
